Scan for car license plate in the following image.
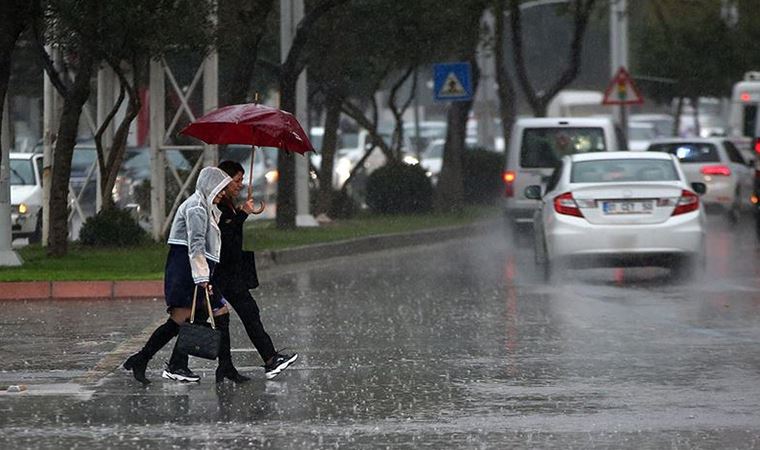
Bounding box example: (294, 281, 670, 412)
(602, 200, 654, 215)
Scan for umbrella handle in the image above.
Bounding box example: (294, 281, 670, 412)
(247, 146, 255, 201)
(251, 200, 266, 215)
(247, 144, 265, 214)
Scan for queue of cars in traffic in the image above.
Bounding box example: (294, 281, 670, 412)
(503, 114, 759, 281)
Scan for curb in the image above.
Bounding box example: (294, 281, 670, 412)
(0, 219, 498, 301)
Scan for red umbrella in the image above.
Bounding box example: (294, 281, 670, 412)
(180, 103, 315, 212)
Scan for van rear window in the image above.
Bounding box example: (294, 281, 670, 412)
(647, 143, 720, 163)
(520, 127, 607, 168)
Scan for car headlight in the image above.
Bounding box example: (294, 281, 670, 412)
(403, 155, 419, 165)
(265, 170, 278, 183)
(18, 203, 28, 215)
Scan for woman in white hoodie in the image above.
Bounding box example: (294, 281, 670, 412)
(124, 167, 232, 385)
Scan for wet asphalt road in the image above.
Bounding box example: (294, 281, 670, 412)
(1, 215, 760, 449)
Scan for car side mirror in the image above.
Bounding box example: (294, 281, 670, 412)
(691, 182, 707, 195)
(524, 185, 542, 200)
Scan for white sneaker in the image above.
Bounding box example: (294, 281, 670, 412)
(264, 352, 298, 380)
(162, 366, 200, 382)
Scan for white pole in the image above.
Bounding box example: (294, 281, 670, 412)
(203, 0, 219, 167)
(610, 0, 629, 130)
(203, 50, 219, 167)
(149, 59, 166, 241)
(0, 95, 22, 265)
(281, 0, 317, 227)
(475, 9, 496, 150)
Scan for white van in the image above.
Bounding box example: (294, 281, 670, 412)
(503, 117, 626, 231)
(546, 90, 607, 117)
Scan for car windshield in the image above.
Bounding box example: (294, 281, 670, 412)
(424, 142, 444, 158)
(521, 127, 607, 168)
(10, 159, 35, 186)
(571, 159, 679, 183)
(628, 126, 656, 140)
(648, 143, 720, 163)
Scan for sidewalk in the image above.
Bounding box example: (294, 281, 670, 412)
(0, 220, 496, 301)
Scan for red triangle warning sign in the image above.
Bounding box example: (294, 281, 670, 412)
(602, 67, 643, 105)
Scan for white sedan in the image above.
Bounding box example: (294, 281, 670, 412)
(10, 152, 44, 243)
(646, 137, 755, 222)
(526, 152, 707, 281)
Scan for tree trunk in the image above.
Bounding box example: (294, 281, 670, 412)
(221, 0, 274, 106)
(494, 0, 517, 158)
(276, 74, 297, 229)
(315, 94, 341, 215)
(690, 96, 700, 137)
(434, 59, 480, 213)
(47, 55, 94, 257)
(673, 96, 683, 136)
(97, 63, 141, 211)
(509, 0, 597, 117)
(0, 0, 34, 164)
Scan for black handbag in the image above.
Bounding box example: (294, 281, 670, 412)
(176, 286, 221, 360)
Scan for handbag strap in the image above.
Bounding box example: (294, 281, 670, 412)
(190, 286, 198, 322)
(190, 286, 216, 329)
(205, 287, 216, 329)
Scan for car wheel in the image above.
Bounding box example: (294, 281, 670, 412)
(727, 189, 741, 224)
(670, 256, 699, 282)
(535, 236, 553, 282)
(28, 212, 42, 244)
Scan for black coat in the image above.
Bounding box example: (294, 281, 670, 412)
(212, 202, 259, 292)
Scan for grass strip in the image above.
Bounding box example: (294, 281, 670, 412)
(0, 206, 499, 282)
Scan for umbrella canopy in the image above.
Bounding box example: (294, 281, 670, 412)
(180, 103, 314, 154)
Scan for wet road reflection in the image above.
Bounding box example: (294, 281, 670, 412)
(1, 215, 759, 448)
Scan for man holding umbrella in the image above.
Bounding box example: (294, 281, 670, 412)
(214, 159, 297, 382)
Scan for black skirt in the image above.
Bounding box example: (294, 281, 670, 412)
(164, 244, 224, 310)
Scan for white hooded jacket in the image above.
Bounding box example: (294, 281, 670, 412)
(167, 167, 231, 284)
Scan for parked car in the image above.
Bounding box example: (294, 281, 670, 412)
(112, 147, 193, 209)
(9, 152, 43, 242)
(629, 113, 676, 138)
(526, 151, 706, 281)
(219, 145, 279, 201)
(646, 137, 755, 222)
(419, 137, 478, 184)
(502, 116, 627, 237)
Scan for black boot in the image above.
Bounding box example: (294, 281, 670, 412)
(215, 313, 250, 383)
(124, 318, 179, 385)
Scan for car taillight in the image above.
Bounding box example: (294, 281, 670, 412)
(700, 165, 731, 176)
(554, 192, 584, 218)
(503, 170, 516, 197)
(755, 137, 760, 154)
(672, 189, 699, 216)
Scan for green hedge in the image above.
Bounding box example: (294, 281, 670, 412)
(79, 207, 149, 247)
(366, 162, 433, 214)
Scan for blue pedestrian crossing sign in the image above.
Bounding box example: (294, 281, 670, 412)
(433, 62, 473, 102)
